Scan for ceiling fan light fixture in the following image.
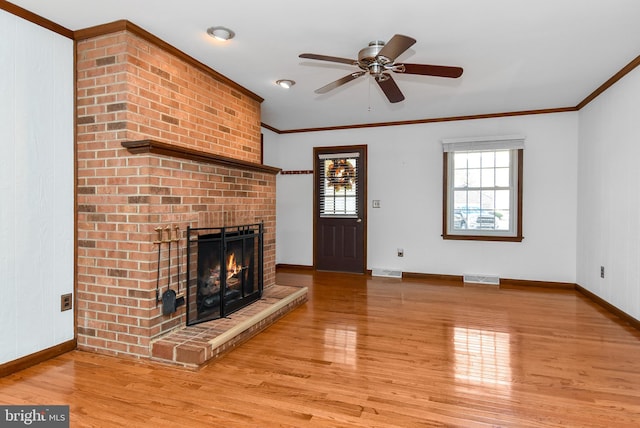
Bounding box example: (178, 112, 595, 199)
(369, 63, 383, 75)
(276, 79, 295, 89)
(207, 26, 235, 41)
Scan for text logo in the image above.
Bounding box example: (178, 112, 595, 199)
(0, 406, 69, 427)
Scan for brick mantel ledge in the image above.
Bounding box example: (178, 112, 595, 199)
(121, 139, 281, 175)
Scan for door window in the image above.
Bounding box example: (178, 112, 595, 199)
(318, 153, 359, 218)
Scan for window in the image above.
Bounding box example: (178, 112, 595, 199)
(318, 153, 359, 218)
(442, 135, 524, 241)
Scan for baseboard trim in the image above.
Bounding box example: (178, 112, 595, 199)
(500, 278, 576, 290)
(576, 284, 640, 331)
(402, 271, 463, 283)
(403, 272, 576, 290)
(276, 263, 313, 271)
(0, 339, 76, 378)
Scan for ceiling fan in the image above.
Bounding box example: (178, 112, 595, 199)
(299, 34, 463, 103)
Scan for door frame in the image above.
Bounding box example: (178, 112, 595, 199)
(313, 145, 368, 273)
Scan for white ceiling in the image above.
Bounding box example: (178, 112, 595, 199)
(8, 0, 640, 131)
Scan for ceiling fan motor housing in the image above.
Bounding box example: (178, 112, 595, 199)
(358, 40, 391, 76)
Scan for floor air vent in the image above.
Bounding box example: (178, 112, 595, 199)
(372, 269, 402, 278)
(463, 274, 500, 285)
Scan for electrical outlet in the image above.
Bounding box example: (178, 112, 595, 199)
(397, 248, 404, 257)
(372, 200, 381, 208)
(600, 266, 605, 278)
(61, 293, 72, 311)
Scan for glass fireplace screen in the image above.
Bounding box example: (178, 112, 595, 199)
(186, 223, 263, 325)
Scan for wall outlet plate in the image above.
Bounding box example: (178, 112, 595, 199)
(61, 293, 72, 311)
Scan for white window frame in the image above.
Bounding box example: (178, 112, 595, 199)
(442, 135, 524, 242)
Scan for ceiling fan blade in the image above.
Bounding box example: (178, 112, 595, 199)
(398, 63, 463, 78)
(299, 53, 357, 66)
(376, 74, 405, 103)
(315, 71, 366, 94)
(378, 34, 416, 62)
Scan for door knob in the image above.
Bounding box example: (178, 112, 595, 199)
(356, 218, 362, 223)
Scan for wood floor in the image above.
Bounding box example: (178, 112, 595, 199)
(2, 268, 640, 427)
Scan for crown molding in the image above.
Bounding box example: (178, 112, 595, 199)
(262, 107, 577, 135)
(0, 0, 73, 38)
(577, 54, 640, 110)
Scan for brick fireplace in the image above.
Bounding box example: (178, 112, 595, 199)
(75, 21, 279, 359)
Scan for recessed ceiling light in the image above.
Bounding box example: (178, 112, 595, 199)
(207, 26, 235, 41)
(276, 80, 296, 89)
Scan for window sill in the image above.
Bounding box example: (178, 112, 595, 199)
(442, 233, 524, 242)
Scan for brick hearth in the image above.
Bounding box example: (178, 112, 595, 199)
(151, 285, 307, 368)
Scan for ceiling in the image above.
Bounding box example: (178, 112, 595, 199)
(8, 0, 640, 131)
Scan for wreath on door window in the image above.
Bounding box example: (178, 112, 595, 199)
(326, 159, 356, 192)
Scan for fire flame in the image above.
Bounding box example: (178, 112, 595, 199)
(227, 252, 241, 279)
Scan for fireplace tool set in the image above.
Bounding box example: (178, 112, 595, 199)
(154, 225, 185, 315)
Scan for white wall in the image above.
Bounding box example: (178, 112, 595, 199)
(577, 65, 640, 320)
(0, 10, 74, 364)
(264, 112, 578, 282)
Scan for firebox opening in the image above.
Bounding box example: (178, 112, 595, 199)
(186, 224, 263, 326)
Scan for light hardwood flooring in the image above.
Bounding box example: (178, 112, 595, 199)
(1, 268, 640, 427)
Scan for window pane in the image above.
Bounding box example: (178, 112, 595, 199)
(454, 190, 469, 207)
(495, 210, 509, 230)
(324, 197, 334, 212)
(346, 196, 356, 213)
(481, 151, 495, 168)
(495, 151, 510, 167)
(467, 168, 481, 188)
(495, 190, 510, 210)
(454, 169, 468, 188)
(453, 209, 469, 230)
(466, 190, 481, 207)
(481, 191, 495, 210)
(454, 152, 468, 169)
(467, 152, 481, 168)
(495, 167, 510, 187)
(481, 168, 495, 187)
(321, 157, 358, 217)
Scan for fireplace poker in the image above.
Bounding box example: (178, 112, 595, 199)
(154, 227, 163, 305)
(173, 226, 186, 308)
(174, 226, 181, 294)
(162, 225, 177, 315)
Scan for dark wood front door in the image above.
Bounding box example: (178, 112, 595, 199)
(314, 145, 367, 273)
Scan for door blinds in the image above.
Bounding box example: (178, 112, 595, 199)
(318, 152, 360, 217)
